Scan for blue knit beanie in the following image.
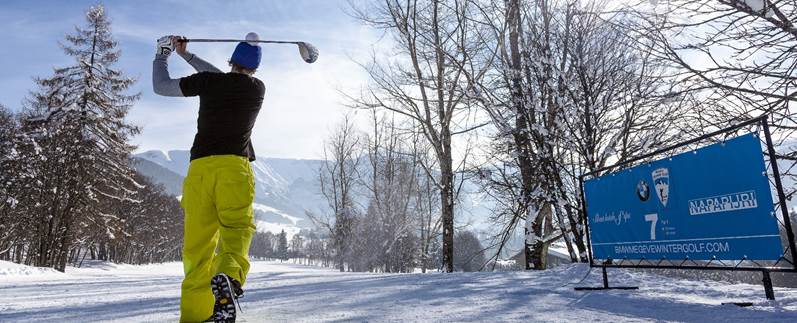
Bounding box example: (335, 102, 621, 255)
(230, 42, 262, 69)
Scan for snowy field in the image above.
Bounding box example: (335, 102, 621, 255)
(1, 260, 796, 322)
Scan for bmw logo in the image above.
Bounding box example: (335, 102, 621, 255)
(637, 180, 650, 201)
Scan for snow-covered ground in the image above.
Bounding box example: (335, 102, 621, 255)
(1, 260, 796, 322)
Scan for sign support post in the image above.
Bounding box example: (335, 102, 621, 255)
(574, 260, 639, 291)
(761, 116, 797, 266)
(762, 270, 775, 300)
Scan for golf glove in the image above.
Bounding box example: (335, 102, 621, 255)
(157, 35, 175, 56)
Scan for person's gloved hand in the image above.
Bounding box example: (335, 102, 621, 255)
(156, 35, 176, 56)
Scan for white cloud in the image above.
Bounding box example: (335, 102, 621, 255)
(111, 1, 382, 159)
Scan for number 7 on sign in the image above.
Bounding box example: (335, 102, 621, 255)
(644, 213, 658, 240)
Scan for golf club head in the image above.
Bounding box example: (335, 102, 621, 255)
(298, 42, 319, 64)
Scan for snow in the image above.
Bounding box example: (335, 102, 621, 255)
(5, 196, 18, 208)
(136, 150, 190, 177)
(1, 260, 796, 322)
(255, 220, 301, 238)
(745, 0, 765, 12)
(251, 159, 289, 191)
(744, 0, 775, 17)
(253, 203, 301, 225)
(0, 261, 65, 280)
(251, 203, 304, 238)
(141, 150, 171, 164)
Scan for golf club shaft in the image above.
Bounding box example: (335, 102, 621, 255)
(180, 39, 302, 45)
(178, 37, 319, 64)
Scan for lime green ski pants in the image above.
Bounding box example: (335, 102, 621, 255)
(179, 155, 256, 322)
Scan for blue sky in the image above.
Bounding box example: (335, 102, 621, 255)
(0, 0, 380, 159)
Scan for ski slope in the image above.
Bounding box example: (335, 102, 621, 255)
(1, 260, 796, 322)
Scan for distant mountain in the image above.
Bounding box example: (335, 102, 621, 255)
(134, 150, 497, 241)
(135, 150, 192, 177)
(132, 157, 185, 196)
(134, 150, 329, 237)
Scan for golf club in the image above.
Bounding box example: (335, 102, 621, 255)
(179, 38, 319, 64)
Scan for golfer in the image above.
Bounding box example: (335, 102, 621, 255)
(152, 35, 264, 323)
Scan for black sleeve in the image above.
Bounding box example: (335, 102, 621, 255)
(179, 72, 212, 97)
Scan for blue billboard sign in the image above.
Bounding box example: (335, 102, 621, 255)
(584, 133, 783, 261)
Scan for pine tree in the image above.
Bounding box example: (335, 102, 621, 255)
(0, 105, 17, 209)
(22, 5, 140, 271)
(0, 105, 23, 260)
(277, 230, 289, 261)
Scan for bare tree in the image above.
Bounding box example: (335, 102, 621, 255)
(356, 112, 418, 272)
(349, 0, 490, 273)
(311, 116, 363, 271)
(466, 0, 580, 270)
(626, 0, 797, 196)
(556, 1, 689, 265)
(414, 138, 443, 272)
(250, 231, 276, 260)
(465, 0, 688, 269)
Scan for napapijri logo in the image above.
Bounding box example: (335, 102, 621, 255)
(636, 179, 650, 202)
(688, 190, 758, 215)
(652, 168, 669, 207)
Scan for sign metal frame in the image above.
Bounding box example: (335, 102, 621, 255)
(577, 115, 797, 300)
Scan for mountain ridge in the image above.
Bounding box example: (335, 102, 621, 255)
(133, 150, 327, 237)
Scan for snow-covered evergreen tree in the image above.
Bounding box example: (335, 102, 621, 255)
(0, 105, 23, 257)
(101, 174, 182, 264)
(0, 105, 16, 207)
(277, 230, 289, 261)
(19, 5, 140, 271)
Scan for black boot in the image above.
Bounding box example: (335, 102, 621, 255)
(209, 273, 243, 323)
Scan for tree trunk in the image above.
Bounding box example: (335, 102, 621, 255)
(507, 0, 540, 270)
(440, 151, 455, 273)
(528, 203, 551, 269)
